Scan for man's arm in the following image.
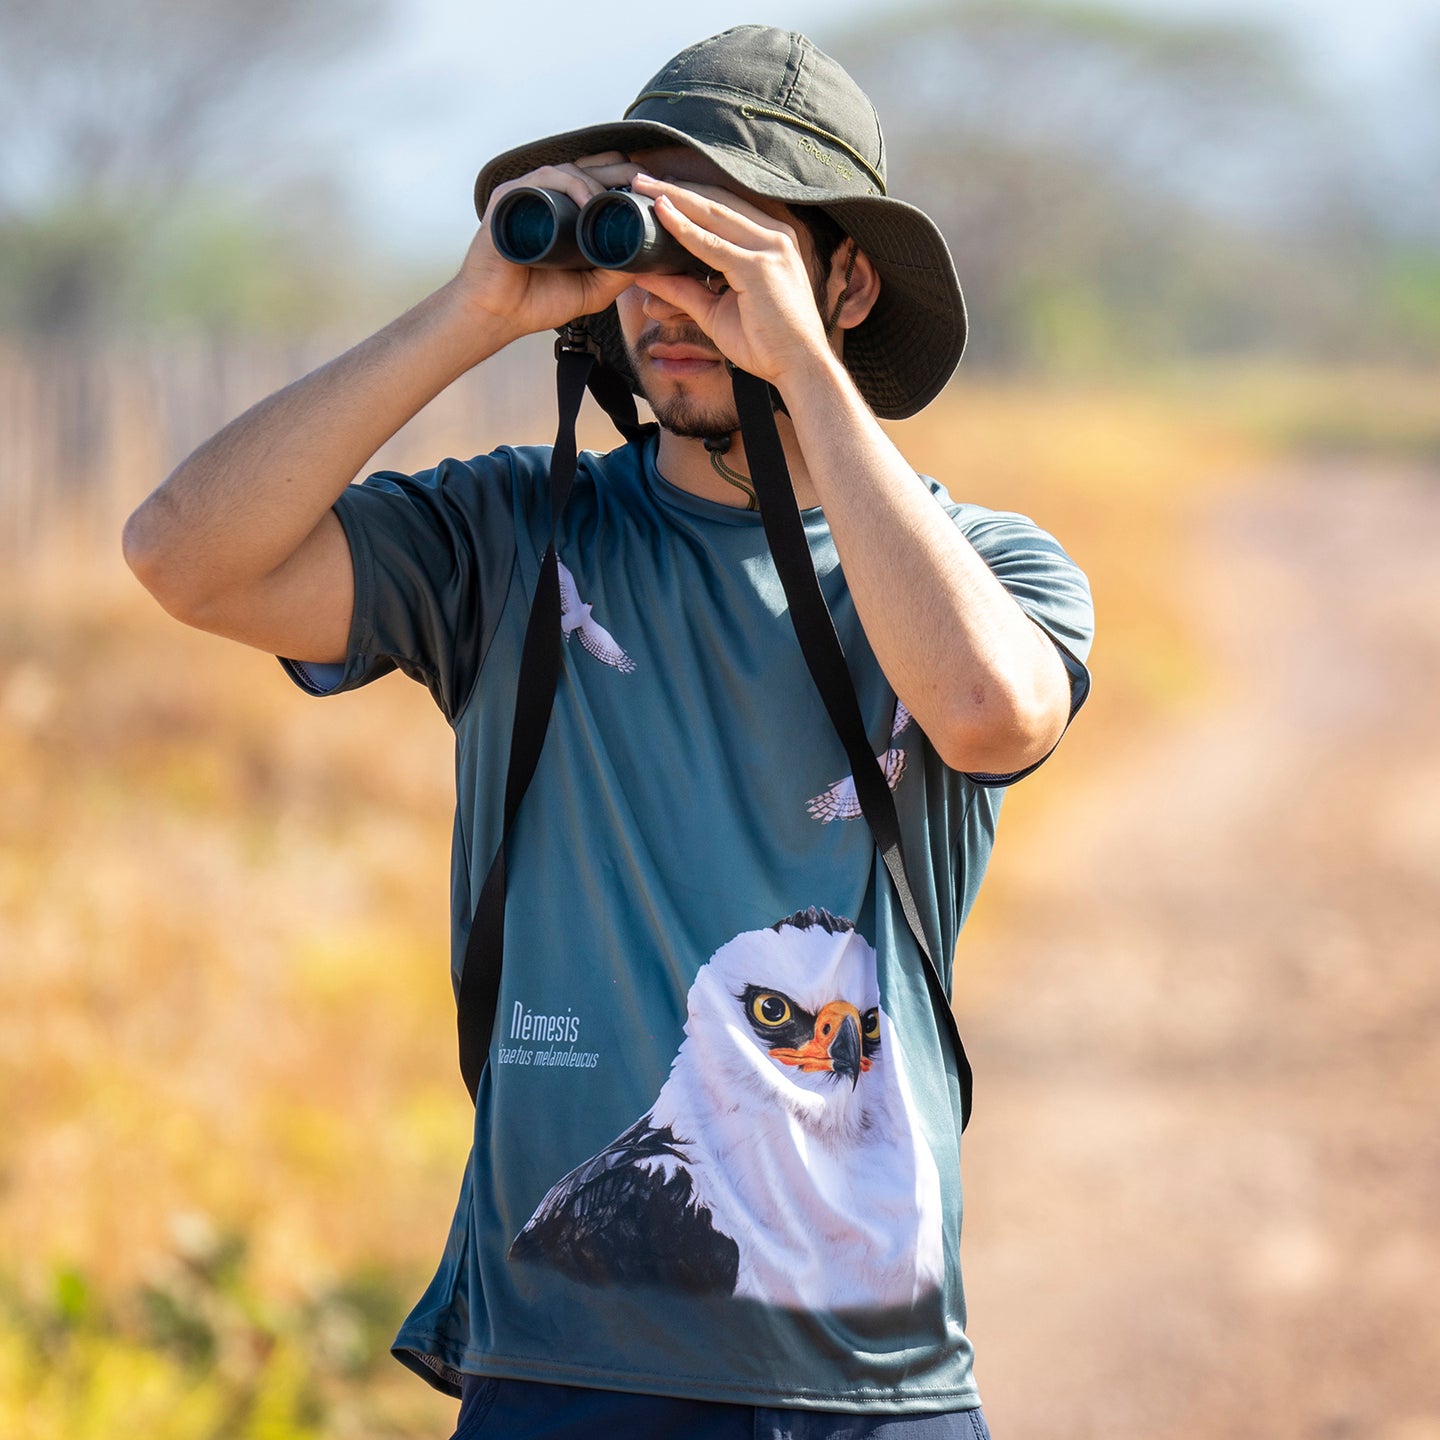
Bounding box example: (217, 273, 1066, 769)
(629, 174, 1078, 777)
(122, 156, 638, 663)
(123, 288, 512, 663)
(776, 357, 1074, 777)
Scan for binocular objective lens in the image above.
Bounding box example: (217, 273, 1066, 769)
(496, 194, 558, 263)
(584, 200, 644, 269)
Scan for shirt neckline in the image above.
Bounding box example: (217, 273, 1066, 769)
(638, 432, 825, 526)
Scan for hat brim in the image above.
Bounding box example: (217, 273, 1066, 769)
(475, 122, 966, 420)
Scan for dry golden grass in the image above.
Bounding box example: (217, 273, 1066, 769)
(2, 542, 470, 1434)
(2, 568, 463, 1284)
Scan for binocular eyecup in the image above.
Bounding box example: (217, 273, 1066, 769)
(490, 187, 711, 280)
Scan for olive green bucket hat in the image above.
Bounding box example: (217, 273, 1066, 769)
(473, 24, 967, 420)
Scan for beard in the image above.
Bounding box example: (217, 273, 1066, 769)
(624, 321, 739, 439)
(648, 390, 740, 440)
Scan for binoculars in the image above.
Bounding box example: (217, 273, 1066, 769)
(490, 186, 711, 280)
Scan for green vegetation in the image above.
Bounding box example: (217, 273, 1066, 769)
(0, 1243, 413, 1439)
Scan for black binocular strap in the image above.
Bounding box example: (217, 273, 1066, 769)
(457, 352, 972, 1130)
(729, 367, 973, 1130)
(457, 344, 595, 1101)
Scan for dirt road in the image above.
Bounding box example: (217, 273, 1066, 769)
(959, 460, 1440, 1440)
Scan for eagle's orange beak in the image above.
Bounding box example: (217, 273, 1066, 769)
(770, 1001, 869, 1088)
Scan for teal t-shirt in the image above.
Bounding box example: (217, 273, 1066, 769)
(283, 433, 1093, 1412)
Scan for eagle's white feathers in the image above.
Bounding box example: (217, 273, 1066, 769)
(642, 918, 944, 1311)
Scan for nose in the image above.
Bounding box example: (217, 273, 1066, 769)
(641, 287, 689, 323)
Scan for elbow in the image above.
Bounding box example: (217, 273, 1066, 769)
(122, 496, 210, 627)
(121, 502, 159, 587)
(122, 500, 177, 606)
(929, 677, 1067, 777)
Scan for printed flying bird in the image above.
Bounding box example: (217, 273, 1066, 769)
(557, 559, 636, 673)
(806, 700, 912, 822)
(510, 908, 944, 1311)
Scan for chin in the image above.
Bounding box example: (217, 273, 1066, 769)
(645, 385, 740, 440)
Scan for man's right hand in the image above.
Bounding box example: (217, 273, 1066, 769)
(455, 152, 641, 342)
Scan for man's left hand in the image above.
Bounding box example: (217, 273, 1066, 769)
(627, 173, 835, 391)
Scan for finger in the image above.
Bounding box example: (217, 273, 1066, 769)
(645, 190, 754, 275)
(581, 164, 644, 191)
(631, 271, 720, 321)
(576, 266, 637, 313)
(488, 162, 606, 218)
(573, 151, 629, 167)
(632, 173, 795, 246)
(576, 157, 644, 187)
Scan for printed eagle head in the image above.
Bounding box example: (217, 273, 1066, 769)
(674, 908, 886, 1142)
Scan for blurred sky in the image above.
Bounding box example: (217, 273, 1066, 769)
(320, 0, 1438, 265)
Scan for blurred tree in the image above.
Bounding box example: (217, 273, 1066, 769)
(836, 0, 1392, 369)
(0, 0, 384, 335)
(1371, 27, 1440, 359)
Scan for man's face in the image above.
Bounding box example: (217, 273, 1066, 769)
(615, 146, 826, 440)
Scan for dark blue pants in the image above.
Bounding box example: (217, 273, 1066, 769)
(449, 1374, 993, 1439)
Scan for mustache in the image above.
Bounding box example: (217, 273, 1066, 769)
(638, 322, 720, 356)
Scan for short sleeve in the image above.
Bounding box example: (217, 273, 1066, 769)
(279, 449, 530, 723)
(945, 495, 1095, 787)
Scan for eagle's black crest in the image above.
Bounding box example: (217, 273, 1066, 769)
(770, 906, 854, 937)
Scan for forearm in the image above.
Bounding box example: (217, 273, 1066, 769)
(781, 354, 1069, 773)
(123, 279, 515, 616)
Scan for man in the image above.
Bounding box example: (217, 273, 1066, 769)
(123, 24, 1093, 1439)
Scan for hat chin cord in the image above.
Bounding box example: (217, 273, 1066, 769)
(703, 434, 758, 510)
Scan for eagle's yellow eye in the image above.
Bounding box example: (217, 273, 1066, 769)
(862, 1007, 881, 1042)
(750, 992, 792, 1027)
